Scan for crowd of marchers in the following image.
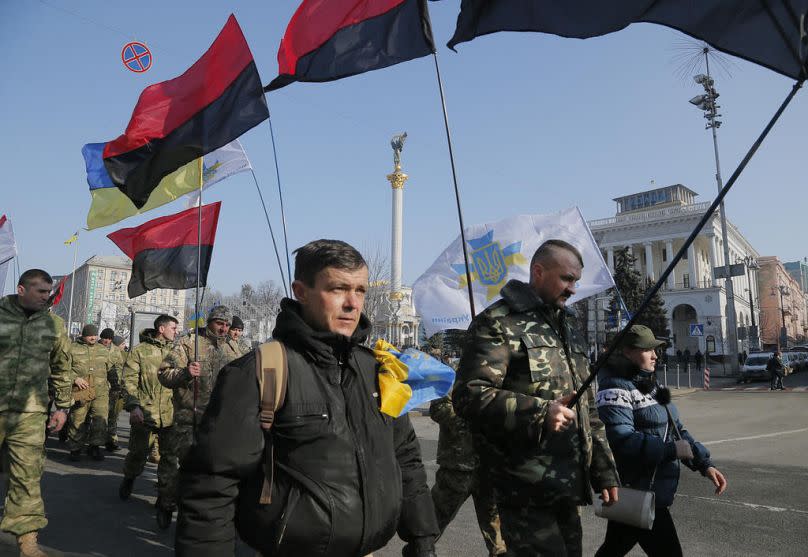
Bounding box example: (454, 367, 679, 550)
(1, 239, 727, 557)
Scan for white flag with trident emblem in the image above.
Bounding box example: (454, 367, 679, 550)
(0, 215, 17, 295)
(413, 207, 615, 337)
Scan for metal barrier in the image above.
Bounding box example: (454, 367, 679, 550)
(704, 366, 710, 390)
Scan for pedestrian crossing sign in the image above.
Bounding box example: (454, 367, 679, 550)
(690, 324, 704, 337)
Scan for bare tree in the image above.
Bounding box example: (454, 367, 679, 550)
(362, 246, 391, 341)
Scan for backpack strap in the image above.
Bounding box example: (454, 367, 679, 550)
(255, 340, 288, 504)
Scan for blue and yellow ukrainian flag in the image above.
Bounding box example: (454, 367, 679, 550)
(82, 143, 202, 230)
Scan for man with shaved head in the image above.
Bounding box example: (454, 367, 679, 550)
(454, 239, 619, 557)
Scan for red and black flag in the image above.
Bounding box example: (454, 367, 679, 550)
(265, 0, 435, 91)
(447, 1, 808, 80)
(103, 15, 268, 209)
(107, 202, 222, 299)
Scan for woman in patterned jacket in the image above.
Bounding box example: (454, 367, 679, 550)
(594, 325, 727, 557)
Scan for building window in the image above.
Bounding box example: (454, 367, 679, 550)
(662, 248, 667, 262)
(683, 274, 690, 289)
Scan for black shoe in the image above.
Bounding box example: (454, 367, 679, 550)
(89, 446, 105, 461)
(119, 477, 134, 500)
(69, 449, 81, 462)
(156, 505, 173, 529)
(105, 441, 120, 452)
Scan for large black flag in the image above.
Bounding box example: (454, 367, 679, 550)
(448, 0, 808, 79)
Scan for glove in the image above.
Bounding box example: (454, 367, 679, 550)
(402, 537, 437, 557)
(674, 439, 693, 460)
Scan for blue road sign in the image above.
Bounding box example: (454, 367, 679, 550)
(689, 323, 704, 337)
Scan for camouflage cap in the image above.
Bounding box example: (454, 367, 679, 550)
(81, 323, 99, 337)
(207, 305, 231, 324)
(622, 325, 665, 349)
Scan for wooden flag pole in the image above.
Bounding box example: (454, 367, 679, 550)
(193, 157, 203, 437)
(568, 80, 804, 408)
(431, 52, 476, 318)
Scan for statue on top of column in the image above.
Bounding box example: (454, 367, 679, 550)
(390, 132, 407, 168)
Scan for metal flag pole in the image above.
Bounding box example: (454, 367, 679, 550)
(265, 108, 293, 294)
(193, 157, 203, 437)
(249, 168, 289, 297)
(66, 231, 79, 335)
(432, 52, 476, 317)
(569, 79, 804, 407)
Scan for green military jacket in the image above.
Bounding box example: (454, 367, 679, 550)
(158, 327, 240, 427)
(454, 280, 618, 505)
(105, 344, 125, 392)
(70, 337, 113, 395)
(122, 335, 174, 429)
(430, 395, 478, 473)
(0, 295, 73, 412)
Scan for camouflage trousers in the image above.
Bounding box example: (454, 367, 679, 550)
(0, 412, 48, 536)
(432, 468, 506, 556)
(160, 423, 194, 510)
(106, 390, 125, 444)
(497, 496, 582, 557)
(66, 393, 109, 451)
(123, 423, 178, 506)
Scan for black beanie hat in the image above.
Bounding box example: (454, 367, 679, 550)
(231, 316, 245, 330)
(100, 328, 115, 340)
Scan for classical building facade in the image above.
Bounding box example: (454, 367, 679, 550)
(54, 255, 187, 340)
(587, 184, 760, 359)
(757, 257, 808, 348)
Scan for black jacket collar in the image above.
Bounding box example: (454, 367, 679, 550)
(273, 298, 372, 365)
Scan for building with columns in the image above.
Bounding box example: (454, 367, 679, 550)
(587, 184, 760, 360)
(757, 257, 808, 348)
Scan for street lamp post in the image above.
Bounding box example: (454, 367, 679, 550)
(772, 284, 790, 349)
(689, 50, 739, 370)
(738, 256, 760, 350)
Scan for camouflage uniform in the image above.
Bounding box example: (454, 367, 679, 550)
(453, 280, 618, 557)
(105, 343, 126, 446)
(430, 395, 506, 556)
(157, 327, 239, 509)
(66, 338, 112, 451)
(121, 334, 176, 503)
(0, 295, 72, 536)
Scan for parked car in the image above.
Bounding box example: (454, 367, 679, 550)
(738, 352, 793, 383)
(784, 351, 807, 372)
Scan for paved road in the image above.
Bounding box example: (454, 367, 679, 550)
(1, 383, 806, 556)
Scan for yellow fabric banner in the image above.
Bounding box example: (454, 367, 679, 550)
(373, 339, 412, 418)
(86, 159, 202, 230)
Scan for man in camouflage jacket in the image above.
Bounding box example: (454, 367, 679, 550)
(228, 315, 251, 356)
(99, 328, 125, 451)
(430, 394, 506, 556)
(0, 269, 73, 556)
(120, 315, 179, 528)
(157, 305, 240, 520)
(66, 323, 113, 461)
(454, 240, 619, 557)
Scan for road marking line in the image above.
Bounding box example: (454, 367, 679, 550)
(702, 427, 808, 446)
(678, 494, 808, 515)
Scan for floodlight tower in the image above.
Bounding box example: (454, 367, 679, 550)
(689, 48, 739, 370)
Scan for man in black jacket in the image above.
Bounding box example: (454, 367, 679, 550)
(175, 239, 439, 557)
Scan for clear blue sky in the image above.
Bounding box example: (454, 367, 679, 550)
(1, 0, 805, 296)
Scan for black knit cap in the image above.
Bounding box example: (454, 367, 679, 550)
(231, 316, 245, 330)
(100, 328, 115, 340)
